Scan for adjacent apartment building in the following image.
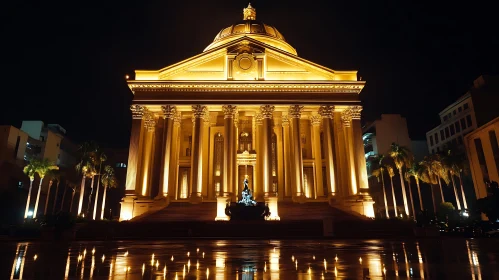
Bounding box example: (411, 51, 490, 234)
(462, 75, 499, 205)
(426, 93, 476, 154)
(0, 121, 77, 189)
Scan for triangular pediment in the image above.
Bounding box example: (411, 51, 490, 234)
(135, 37, 357, 82)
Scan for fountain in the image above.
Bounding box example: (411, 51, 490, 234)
(225, 177, 270, 220)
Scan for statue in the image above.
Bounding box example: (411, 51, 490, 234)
(238, 177, 257, 206)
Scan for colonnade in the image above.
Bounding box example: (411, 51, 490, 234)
(121, 104, 369, 220)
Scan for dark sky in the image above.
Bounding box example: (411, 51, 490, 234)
(1, 0, 498, 148)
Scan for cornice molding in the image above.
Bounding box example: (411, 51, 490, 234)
(129, 82, 364, 94)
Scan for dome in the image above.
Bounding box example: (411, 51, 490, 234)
(204, 4, 297, 55)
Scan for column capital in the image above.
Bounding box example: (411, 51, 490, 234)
(288, 105, 304, 119)
(260, 105, 275, 119)
(310, 115, 321, 126)
(341, 109, 352, 127)
(192, 105, 207, 119)
(161, 105, 177, 119)
(349, 105, 362, 120)
(222, 105, 237, 119)
(130, 104, 145, 119)
(282, 114, 290, 127)
(318, 105, 334, 119)
(144, 111, 156, 132)
(255, 113, 263, 125)
(173, 112, 182, 127)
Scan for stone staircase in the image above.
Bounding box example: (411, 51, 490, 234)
(278, 202, 367, 222)
(134, 201, 364, 223)
(136, 202, 217, 222)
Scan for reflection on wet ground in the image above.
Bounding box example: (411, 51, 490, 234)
(2, 238, 498, 279)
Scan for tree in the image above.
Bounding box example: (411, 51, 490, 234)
(75, 142, 98, 216)
(407, 162, 426, 212)
(92, 150, 107, 220)
(404, 171, 416, 220)
(389, 143, 412, 217)
(420, 156, 439, 215)
(369, 155, 389, 218)
(386, 164, 398, 217)
(430, 154, 449, 203)
(44, 169, 61, 216)
(100, 165, 118, 220)
(50, 170, 63, 215)
(442, 149, 464, 210)
(33, 158, 58, 218)
(23, 161, 38, 219)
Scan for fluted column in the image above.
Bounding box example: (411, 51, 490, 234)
(350, 106, 369, 192)
(289, 105, 304, 199)
(341, 110, 358, 196)
(255, 113, 263, 200)
(274, 116, 284, 200)
(159, 105, 176, 197)
(261, 105, 275, 196)
(282, 115, 292, 198)
(140, 111, 156, 197)
(319, 105, 336, 196)
(223, 105, 237, 197)
(333, 112, 348, 197)
(125, 105, 145, 195)
(233, 111, 239, 195)
(190, 105, 207, 202)
(202, 115, 211, 197)
(169, 113, 181, 199)
(310, 115, 324, 198)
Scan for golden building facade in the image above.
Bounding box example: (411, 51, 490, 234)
(120, 5, 374, 221)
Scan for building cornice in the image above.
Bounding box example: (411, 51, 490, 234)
(128, 80, 365, 94)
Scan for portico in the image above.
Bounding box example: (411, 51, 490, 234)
(120, 4, 374, 221)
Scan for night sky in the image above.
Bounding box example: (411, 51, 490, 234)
(1, 0, 498, 148)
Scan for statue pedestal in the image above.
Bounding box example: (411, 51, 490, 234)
(265, 197, 280, 221)
(215, 197, 230, 221)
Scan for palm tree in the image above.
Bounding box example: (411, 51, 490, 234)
(68, 182, 77, 214)
(430, 154, 449, 203)
(100, 165, 118, 220)
(420, 156, 439, 215)
(386, 164, 398, 217)
(389, 143, 412, 217)
(33, 159, 58, 218)
(93, 150, 107, 220)
(43, 169, 60, 216)
(407, 162, 425, 212)
(404, 172, 416, 220)
(442, 149, 463, 210)
(50, 170, 63, 215)
(23, 160, 38, 219)
(76, 142, 98, 216)
(368, 155, 389, 218)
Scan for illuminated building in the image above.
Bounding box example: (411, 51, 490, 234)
(120, 4, 374, 221)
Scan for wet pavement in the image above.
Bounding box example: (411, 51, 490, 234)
(2, 238, 498, 279)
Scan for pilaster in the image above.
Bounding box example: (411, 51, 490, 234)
(223, 105, 237, 198)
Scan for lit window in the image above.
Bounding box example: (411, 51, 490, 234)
(116, 163, 127, 168)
